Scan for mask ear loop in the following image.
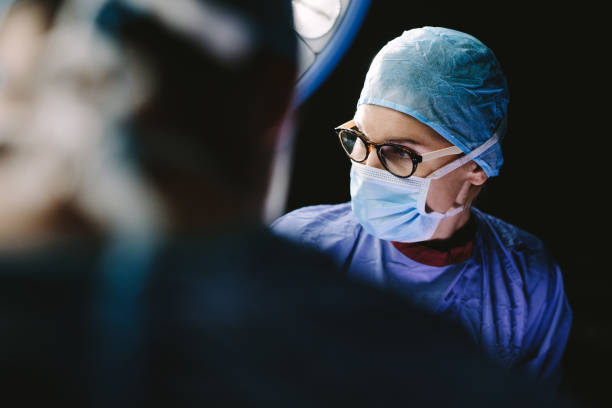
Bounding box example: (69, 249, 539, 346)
(432, 177, 483, 218)
(427, 115, 507, 180)
(464, 184, 482, 208)
(425, 116, 507, 217)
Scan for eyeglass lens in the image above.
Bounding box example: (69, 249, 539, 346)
(339, 130, 368, 161)
(378, 145, 415, 177)
(338, 129, 415, 177)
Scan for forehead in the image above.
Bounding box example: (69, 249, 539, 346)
(354, 104, 452, 149)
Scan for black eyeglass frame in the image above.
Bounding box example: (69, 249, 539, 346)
(334, 119, 463, 178)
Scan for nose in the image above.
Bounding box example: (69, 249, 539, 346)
(364, 145, 385, 170)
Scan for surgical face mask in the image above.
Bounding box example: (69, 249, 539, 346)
(350, 132, 500, 243)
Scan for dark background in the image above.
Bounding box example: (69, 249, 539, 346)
(285, 2, 609, 407)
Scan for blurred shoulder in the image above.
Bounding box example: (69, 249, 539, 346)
(273, 202, 354, 224)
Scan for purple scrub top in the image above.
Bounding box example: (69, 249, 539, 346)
(272, 202, 572, 384)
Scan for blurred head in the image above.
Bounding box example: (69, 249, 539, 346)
(0, 0, 298, 246)
(94, 0, 298, 229)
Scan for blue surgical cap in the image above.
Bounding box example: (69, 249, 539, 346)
(357, 26, 509, 177)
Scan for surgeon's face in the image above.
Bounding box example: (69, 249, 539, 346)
(353, 104, 486, 217)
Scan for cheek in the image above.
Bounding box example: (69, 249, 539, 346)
(413, 161, 437, 178)
(425, 175, 465, 212)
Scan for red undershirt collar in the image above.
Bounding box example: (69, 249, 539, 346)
(391, 217, 477, 267)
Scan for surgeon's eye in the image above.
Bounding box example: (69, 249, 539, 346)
(381, 145, 414, 161)
(396, 148, 411, 158)
(379, 145, 417, 177)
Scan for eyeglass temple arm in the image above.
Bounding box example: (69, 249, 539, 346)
(336, 119, 357, 130)
(421, 146, 462, 162)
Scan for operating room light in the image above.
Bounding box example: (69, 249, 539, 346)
(292, 0, 341, 39)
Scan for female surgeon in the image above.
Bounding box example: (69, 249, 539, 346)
(272, 27, 572, 386)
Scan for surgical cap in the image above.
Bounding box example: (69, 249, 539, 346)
(358, 26, 509, 177)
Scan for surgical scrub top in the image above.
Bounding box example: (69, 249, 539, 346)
(272, 203, 572, 384)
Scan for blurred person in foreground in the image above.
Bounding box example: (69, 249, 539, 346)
(0, 1, 576, 406)
(272, 27, 572, 387)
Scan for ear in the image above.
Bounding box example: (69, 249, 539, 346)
(467, 162, 488, 186)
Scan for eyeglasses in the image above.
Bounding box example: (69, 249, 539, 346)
(335, 120, 463, 178)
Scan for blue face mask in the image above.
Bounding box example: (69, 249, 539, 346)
(349, 132, 500, 243)
(350, 163, 463, 242)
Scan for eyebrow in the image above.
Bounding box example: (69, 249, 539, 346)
(387, 137, 422, 146)
(353, 119, 422, 146)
